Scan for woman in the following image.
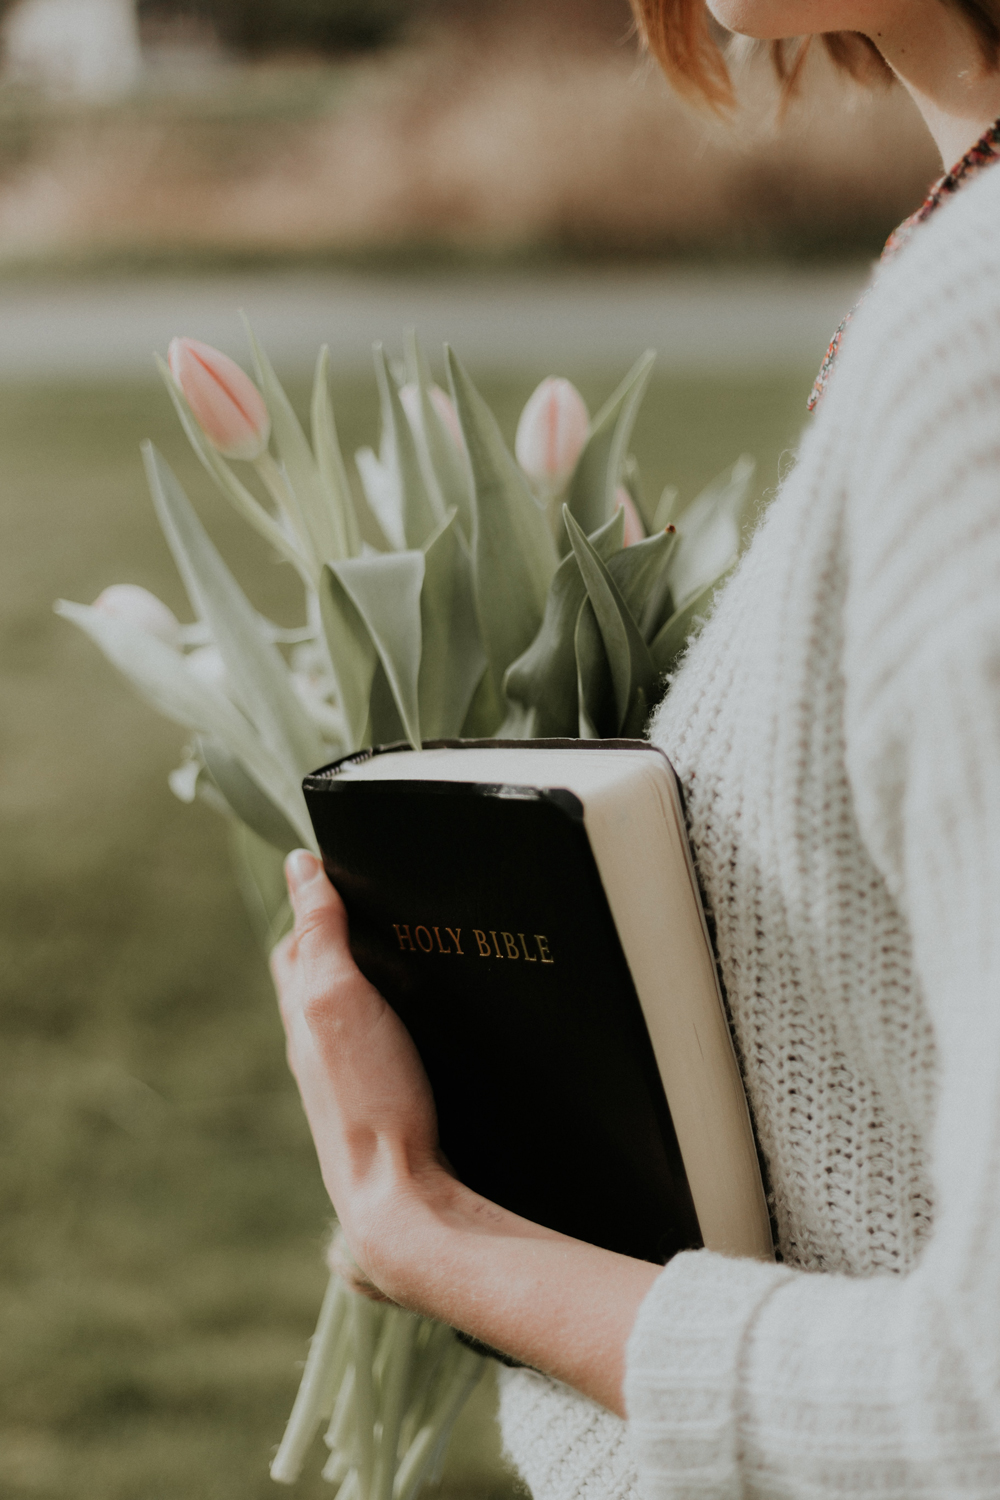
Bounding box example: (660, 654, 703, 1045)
(271, 3, 1000, 1494)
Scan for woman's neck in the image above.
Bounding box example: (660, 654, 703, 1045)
(867, 1, 1000, 168)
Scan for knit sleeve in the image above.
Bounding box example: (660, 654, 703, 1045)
(625, 173, 1000, 1497)
(496, 1367, 642, 1500)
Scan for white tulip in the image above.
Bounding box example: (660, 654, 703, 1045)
(92, 584, 181, 646)
(185, 644, 229, 691)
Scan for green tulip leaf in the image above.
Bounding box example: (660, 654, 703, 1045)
(143, 444, 325, 778)
(668, 456, 755, 610)
(565, 350, 655, 543)
(501, 508, 625, 739)
(318, 564, 378, 752)
(327, 549, 425, 751)
(405, 331, 473, 541)
(199, 735, 302, 855)
(574, 596, 613, 739)
(367, 658, 407, 746)
(419, 510, 487, 740)
(621, 683, 654, 740)
(564, 506, 657, 736)
(606, 525, 679, 641)
(355, 445, 405, 551)
(653, 484, 679, 532)
(312, 345, 361, 559)
(374, 344, 443, 550)
(648, 577, 720, 677)
(155, 354, 311, 584)
(459, 668, 504, 739)
(445, 345, 557, 698)
(229, 821, 293, 951)
(243, 317, 345, 568)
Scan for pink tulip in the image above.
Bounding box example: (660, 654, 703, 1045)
(614, 486, 646, 547)
(429, 385, 464, 451)
(515, 377, 589, 492)
(399, 382, 465, 452)
(167, 337, 270, 462)
(93, 584, 181, 645)
(398, 384, 420, 429)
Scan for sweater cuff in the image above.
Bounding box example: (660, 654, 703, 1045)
(497, 1366, 641, 1500)
(624, 1249, 793, 1499)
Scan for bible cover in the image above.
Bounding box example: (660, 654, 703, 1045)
(303, 738, 707, 1265)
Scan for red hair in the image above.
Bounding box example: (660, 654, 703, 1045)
(629, 0, 1000, 110)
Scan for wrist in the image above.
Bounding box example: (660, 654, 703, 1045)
(336, 1143, 459, 1292)
(353, 1162, 486, 1301)
(355, 1153, 571, 1317)
(341, 1145, 659, 1412)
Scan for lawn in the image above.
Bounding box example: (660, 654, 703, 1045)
(0, 357, 813, 1500)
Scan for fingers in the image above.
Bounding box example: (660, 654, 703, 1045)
(282, 850, 359, 989)
(279, 850, 382, 1057)
(284, 850, 349, 955)
(268, 853, 445, 1284)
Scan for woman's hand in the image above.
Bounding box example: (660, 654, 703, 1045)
(271, 848, 662, 1415)
(270, 849, 448, 1292)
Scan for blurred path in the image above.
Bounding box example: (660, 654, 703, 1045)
(0, 264, 867, 379)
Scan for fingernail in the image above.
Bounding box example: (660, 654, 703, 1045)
(285, 849, 321, 894)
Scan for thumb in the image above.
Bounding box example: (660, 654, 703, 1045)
(284, 849, 349, 954)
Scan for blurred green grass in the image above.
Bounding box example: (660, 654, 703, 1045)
(0, 360, 813, 1500)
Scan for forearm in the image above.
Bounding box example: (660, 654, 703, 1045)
(364, 1169, 661, 1417)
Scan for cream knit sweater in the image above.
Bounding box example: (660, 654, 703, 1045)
(498, 160, 1000, 1498)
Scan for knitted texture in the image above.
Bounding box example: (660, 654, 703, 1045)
(499, 1369, 641, 1500)
(499, 162, 1000, 1497)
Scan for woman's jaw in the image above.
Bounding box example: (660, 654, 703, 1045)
(704, 0, 887, 40)
(706, 0, 1000, 169)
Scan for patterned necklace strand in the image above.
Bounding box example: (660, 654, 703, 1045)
(808, 116, 1000, 412)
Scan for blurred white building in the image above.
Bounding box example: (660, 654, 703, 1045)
(2, 0, 142, 98)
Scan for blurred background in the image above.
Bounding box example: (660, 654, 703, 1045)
(0, 3, 939, 1498)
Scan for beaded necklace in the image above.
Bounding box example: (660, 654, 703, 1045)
(808, 116, 1000, 412)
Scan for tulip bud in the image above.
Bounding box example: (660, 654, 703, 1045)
(167, 337, 270, 462)
(93, 584, 181, 646)
(398, 383, 422, 437)
(614, 487, 646, 547)
(515, 377, 589, 493)
(168, 758, 200, 805)
(399, 382, 465, 452)
(429, 385, 464, 451)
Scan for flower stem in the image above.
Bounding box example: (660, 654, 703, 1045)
(255, 449, 314, 569)
(350, 1293, 380, 1500)
(270, 1272, 348, 1485)
(372, 1311, 420, 1500)
(392, 1343, 485, 1500)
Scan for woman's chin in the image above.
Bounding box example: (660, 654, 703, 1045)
(704, 1, 800, 41)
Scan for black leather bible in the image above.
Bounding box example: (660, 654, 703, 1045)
(303, 739, 772, 1268)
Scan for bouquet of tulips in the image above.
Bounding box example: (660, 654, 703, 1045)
(56, 320, 754, 1491)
